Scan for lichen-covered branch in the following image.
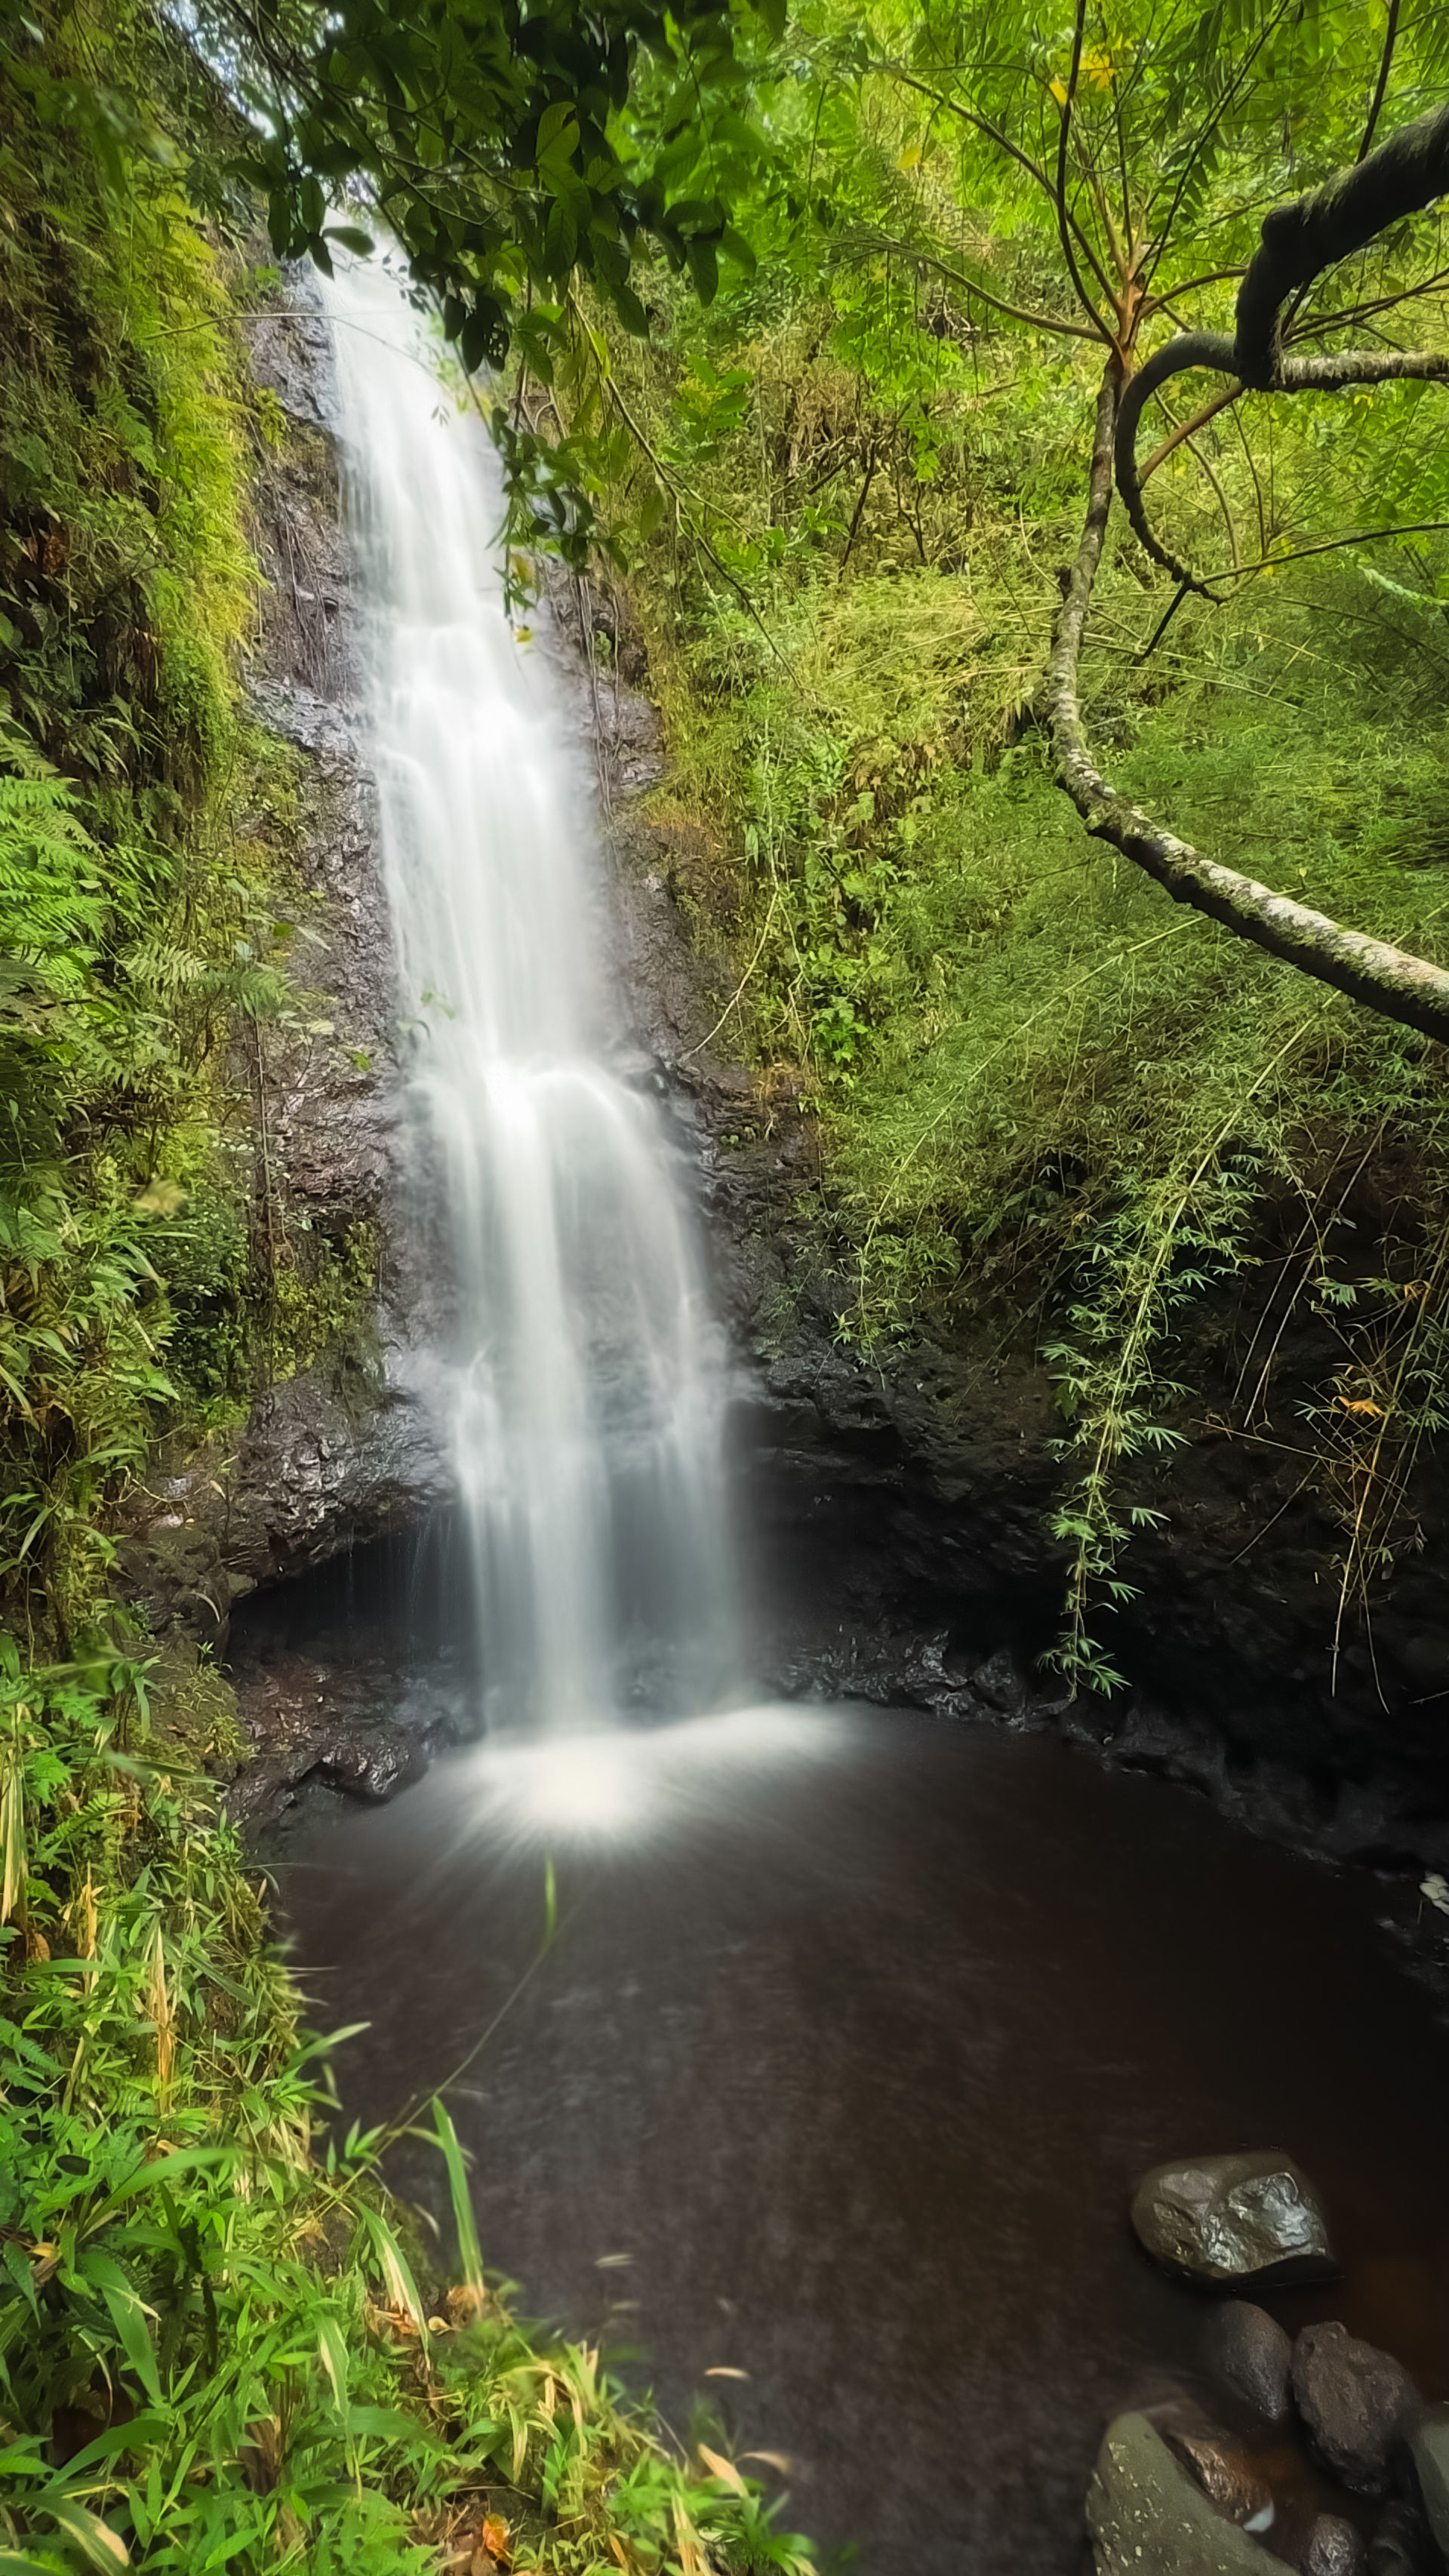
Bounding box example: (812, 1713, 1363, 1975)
(1048, 368, 1449, 1045)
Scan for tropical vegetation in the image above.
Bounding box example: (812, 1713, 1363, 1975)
(0, 0, 1445, 2561)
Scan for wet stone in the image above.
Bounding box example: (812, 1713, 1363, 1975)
(1162, 2420, 1274, 2525)
(1408, 2408, 1449, 2565)
(316, 1734, 429, 1804)
(1303, 2515, 1367, 2576)
(1206, 2301, 1294, 2423)
(1292, 2322, 1418, 2495)
(1130, 2152, 1337, 2287)
(1087, 2411, 1276, 2573)
(970, 1647, 1028, 1714)
(1367, 2498, 1434, 2576)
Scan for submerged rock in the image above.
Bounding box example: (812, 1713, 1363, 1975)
(1161, 2419, 1274, 2525)
(1130, 2152, 1337, 2286)
(1303, 2515, 1366, 2576)
(1367, 2498, 1434, 2575)
(1407, 2407, 1449, 2564)
(1087, 2412, 1275, 2572)
(1291, 2322, 1417, 2494)
(1206, 2301, 1294, 2422)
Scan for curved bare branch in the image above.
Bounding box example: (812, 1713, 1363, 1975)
(1115, 338, 1449, 589)
(1111, 331, 1235, 586)
(1113, 98, 1449, 583)
(1048, 368, 1449, 1045)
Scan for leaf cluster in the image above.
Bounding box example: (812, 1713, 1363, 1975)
(201, 0, 778, 364)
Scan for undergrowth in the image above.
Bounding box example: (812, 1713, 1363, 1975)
(576, 170, 1449, 1688)
(0, 0, 406, 1660)
(0, 1649, 818, 2574)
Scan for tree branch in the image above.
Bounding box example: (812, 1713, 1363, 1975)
(1047, 368, 1449, 1046)
(868, 55, 1103, 276)
(1235, 96, 1449, 386)
(830, 224, 1100, 340)
(1052, 0, 1115, 341)
(1358, 0, 1401, 162)
(1138, 381, 1243, 485)
(1115, 336, 1449, 589)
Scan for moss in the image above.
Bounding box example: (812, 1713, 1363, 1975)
(601, 251, 1449, 1681)
(142, 1631, 245, 1774)
(265, 1215, 382, 1385)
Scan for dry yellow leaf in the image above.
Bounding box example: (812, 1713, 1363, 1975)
(697, 2444, 747, 2496)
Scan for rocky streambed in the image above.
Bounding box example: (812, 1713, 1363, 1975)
(1089, 2150, 1449, 2574)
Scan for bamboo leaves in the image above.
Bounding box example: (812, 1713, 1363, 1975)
(432, 2100, 484, 2302)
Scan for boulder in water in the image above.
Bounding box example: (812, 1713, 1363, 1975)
(1291, 2322, 1417, 2494)
(1087, 2411, 1276, 2572)
(1205, 2300, 1294, 2421)
(1367, 2497, 1434, 2575)
(1130, 2152, 1337, 2286)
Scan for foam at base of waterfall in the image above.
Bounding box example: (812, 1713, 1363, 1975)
(441, 1705, 856, 1850)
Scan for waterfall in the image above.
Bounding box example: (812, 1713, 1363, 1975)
(323, 257, 738, 1732)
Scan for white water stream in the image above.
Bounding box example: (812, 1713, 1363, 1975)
(324, 259, 737, 1731)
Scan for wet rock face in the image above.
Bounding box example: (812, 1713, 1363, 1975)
(1367, 2497, 1435, 2575)
(1205, 2302, 1294, 2424)
(1130, 2153, 1337, 2288)
(1291, 2323, 1418, 2496)
(118, 279, 452, 1655)
(226, 1647, 464, 1828)
(1086, 2411, 1275, 2571)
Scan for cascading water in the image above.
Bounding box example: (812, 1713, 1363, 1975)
(323, 256, 737, 1732)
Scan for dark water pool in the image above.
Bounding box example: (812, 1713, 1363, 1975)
(272, 1704, 1449, 2573)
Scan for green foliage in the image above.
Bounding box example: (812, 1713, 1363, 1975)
(586, 0, 1449, 1683)
(0, 1646, 818, 2574)
(0, 7, 350, 1630)
(185, 0, 783, 563)
(0, 24, 827, 2574)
